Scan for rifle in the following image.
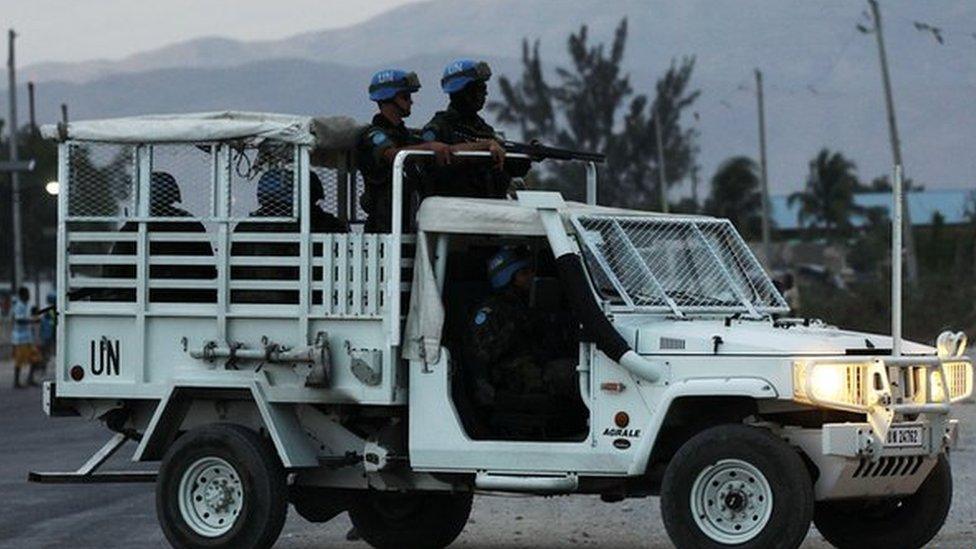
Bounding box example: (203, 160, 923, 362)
(501, 140, 605, 164)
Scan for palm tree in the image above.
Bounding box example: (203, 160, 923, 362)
(789, 149, 864, 236)
(704, 156, 762, 240)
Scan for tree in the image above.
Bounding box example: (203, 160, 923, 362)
(788, 149, 864, 237)
(856, 174, 924, 193)
(704, 156, 762, 240)
(966, 190, 976, 276)
(489, 19, 700, 209)
(0, 123, 59, 286)
(846, 206, 889, 274)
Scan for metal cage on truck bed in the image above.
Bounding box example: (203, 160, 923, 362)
(52, 117, 409, 406)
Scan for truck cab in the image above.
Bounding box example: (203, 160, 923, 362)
(35, 112, 973, 549)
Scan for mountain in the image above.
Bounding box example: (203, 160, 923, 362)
(23, 54, 521, 123)
(4, 0, 975, 194)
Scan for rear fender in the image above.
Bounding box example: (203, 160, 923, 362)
(131, 381, 319, 469)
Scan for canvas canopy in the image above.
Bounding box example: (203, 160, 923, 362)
(403, 196, 706, 362)
(414, 196, 685, 236)
(40, 111, 364, 150)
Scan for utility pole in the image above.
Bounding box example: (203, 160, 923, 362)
(7, 28, 24, 291)
(867, 0, 919, 286)
(653, 103, 669, 213)
(27, 81, 36, 133)
(755, 69, 772, 266)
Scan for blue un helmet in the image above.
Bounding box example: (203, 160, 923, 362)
(257, 169, 294, 211)
(441, 59, 492, 94)
(368, 69, 421, 102)
(487, 247, 531, 290)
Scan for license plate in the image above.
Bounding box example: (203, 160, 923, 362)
(886, 426, 923, 447)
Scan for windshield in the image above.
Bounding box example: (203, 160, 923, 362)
(573, 215, 788, 316)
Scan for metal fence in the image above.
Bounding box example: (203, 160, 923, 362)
(573, 215, 788, 316)
(61, 141, 384, 309)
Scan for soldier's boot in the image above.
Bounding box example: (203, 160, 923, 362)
(27, 363, 41, 387)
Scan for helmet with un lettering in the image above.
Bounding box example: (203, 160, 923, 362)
(368, 69, 421, 102)
(487, 247, 531, 290)
(441, 59, 492, 94)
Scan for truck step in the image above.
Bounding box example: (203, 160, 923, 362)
(474, 471, 578, 493)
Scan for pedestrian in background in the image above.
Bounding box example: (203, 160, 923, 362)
(11, 287, 40, 388)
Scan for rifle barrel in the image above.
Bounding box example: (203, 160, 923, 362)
(502, 141, 605, 163)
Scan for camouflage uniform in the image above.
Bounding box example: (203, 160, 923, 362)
(464, 287, 576, 398)
(421, 104, 530, 199)
(356, 113, 424, 233)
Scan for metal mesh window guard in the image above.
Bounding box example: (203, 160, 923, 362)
(67, 143, 136, 219)
(310, 166, 341, 218)
(148, 144, 215, 219)
(573, 215, 788, 316)
(230, 142, 298, 220)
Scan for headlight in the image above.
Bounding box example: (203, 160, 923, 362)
(793, 361, 873, 410)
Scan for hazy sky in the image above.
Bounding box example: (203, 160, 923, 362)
(0, 0, 424, 66)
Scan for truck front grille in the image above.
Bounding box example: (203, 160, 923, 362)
(852, 456, 925, 478)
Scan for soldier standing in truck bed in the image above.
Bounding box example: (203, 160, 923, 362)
(421, 59, 529, 200)
(356, 69, 451, 234)
(357, 69, 506, 233)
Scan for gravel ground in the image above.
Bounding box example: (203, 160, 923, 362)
(0, 358, 973, 548)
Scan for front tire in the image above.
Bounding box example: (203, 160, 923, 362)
(156, 424, 288, 549)
(813, 454, 952, 549)
(348, 491, 473, 549)
(660, 424, 814, 549)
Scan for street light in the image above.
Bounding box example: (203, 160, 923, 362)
(45, 180, 59, 195)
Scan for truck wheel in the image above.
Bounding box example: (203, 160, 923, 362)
(348, 491, 473, 549)
(660, 424, 814, 549)
(813, 454, 951, 549)
(156, 424, 288, 549)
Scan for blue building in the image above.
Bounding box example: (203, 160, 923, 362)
(770, 190, 974, 231)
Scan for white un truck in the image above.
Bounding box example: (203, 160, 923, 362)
(34, 112, 973, 549)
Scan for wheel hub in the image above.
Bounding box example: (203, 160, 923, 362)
(691, 459, 774, 544)
(203, 479, 235, 512)
(724, 490, 746, 512)
(178, 457, 244, 537)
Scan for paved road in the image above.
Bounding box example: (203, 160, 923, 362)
(0, 359, 973, 548)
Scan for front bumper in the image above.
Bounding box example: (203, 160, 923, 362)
(786, 419, 958, 501)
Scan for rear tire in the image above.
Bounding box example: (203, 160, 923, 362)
(813, 454, 952, 549)
(660, 424, 814, 549)
(156, 424, 287, 549)
(348, 491, 473, 549)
